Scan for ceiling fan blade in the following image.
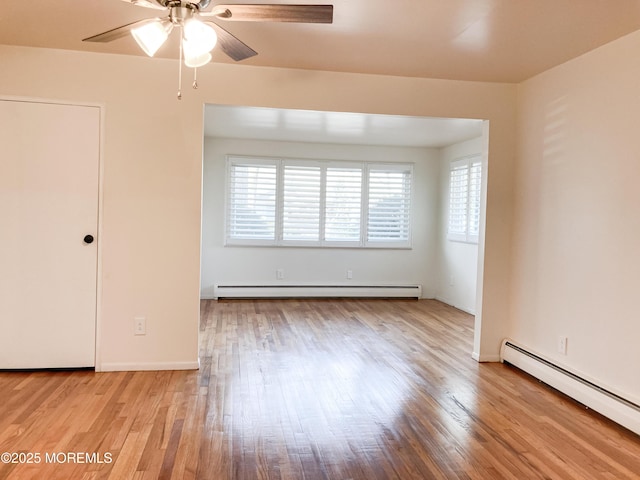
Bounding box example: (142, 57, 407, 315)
(203, 4, 333, 23)
(120, 0, 167, 10)
(83, 19, 157, 43)
(204, 22, 258, 61)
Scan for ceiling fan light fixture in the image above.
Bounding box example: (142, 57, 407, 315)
(184, 51, 212, 68)
(182, 36, 216, 63)
(132, 20, 172, 57)
(84, 2, 334, 98)
(183, 19, 217, 54)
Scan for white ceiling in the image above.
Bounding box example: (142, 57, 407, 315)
(2, 0, 640, 83)
(204, 105, 484, 147)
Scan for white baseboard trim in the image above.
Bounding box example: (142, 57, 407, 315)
(97, 360, 200, 372)
(501, 339, 640, 436)
(459, 306, 476, 315)
(213, 284, 422, 299)
(472, 352, 501, 363)
(434, 295, 476, 315)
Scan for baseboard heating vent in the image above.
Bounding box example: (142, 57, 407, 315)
(500, 339, 640, 436)
(214, 284, 422, 299)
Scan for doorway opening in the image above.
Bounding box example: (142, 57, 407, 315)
(200, 104, 488, 356)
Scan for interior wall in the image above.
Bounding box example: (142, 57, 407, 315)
(0, 44, 516, 365)
(201, 137, 439, 297)
(436, 137, 483, 314)
(512, 29, 640, 401)
(0, 46, 203, 371)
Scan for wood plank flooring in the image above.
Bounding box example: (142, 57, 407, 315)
(0, 298, 639, 479)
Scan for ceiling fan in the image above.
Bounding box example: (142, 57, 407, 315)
(83, 1, 333, 96)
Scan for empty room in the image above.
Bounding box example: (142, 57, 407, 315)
(1, 1, 640, 479)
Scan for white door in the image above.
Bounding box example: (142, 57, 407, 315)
(0, 99, 99, 368)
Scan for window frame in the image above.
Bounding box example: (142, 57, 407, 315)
(224, 155, 413, 249)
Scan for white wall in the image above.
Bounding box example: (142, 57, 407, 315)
(0, 44, 516, 364)
(436, 137, 483, 314)
(0, 47, 203, 371)
(201, 137, 439, 297)
(512, 29, 640, 401)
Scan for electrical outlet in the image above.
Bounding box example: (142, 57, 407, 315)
(276, 268, 284, 280)
(134, 316, 146, 336)
(347, 269, 353, 280)
(558, 336, 567, 355)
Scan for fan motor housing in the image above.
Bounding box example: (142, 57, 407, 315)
(154, 0, 210, 10)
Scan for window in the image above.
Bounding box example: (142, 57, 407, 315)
(325, 167, 362, 242)
(367, 165, 412, 243)
(227, 159, 277, 241)
(448, 155, 482, 243)
(226, 156, 413, 248)
(282, 164, 321, 241)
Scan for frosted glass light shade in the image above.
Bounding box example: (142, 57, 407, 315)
(184, 51, 212, 68)
(132, 20, 172, 57)
(183, 36, 214, 67)
(183, 19, 217, 56)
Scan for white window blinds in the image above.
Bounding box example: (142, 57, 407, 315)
(367, 165, 412, 244)
(282, 164, 321, 242)
(468, 161, 482, 237)
(227, 160, 277, 242)
(325, 167, 362, 242)
(448, 156, 482, 243)
(226, 156, 413, 248)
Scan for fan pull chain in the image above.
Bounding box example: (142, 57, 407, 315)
(193, 68, 198, 90)
(177, 38, 183, 100)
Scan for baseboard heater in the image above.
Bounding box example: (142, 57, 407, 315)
(213, 284, 422, 299)
(500, 339, 640, 436)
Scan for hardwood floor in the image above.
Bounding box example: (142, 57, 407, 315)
(1, 298, 639, 479)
